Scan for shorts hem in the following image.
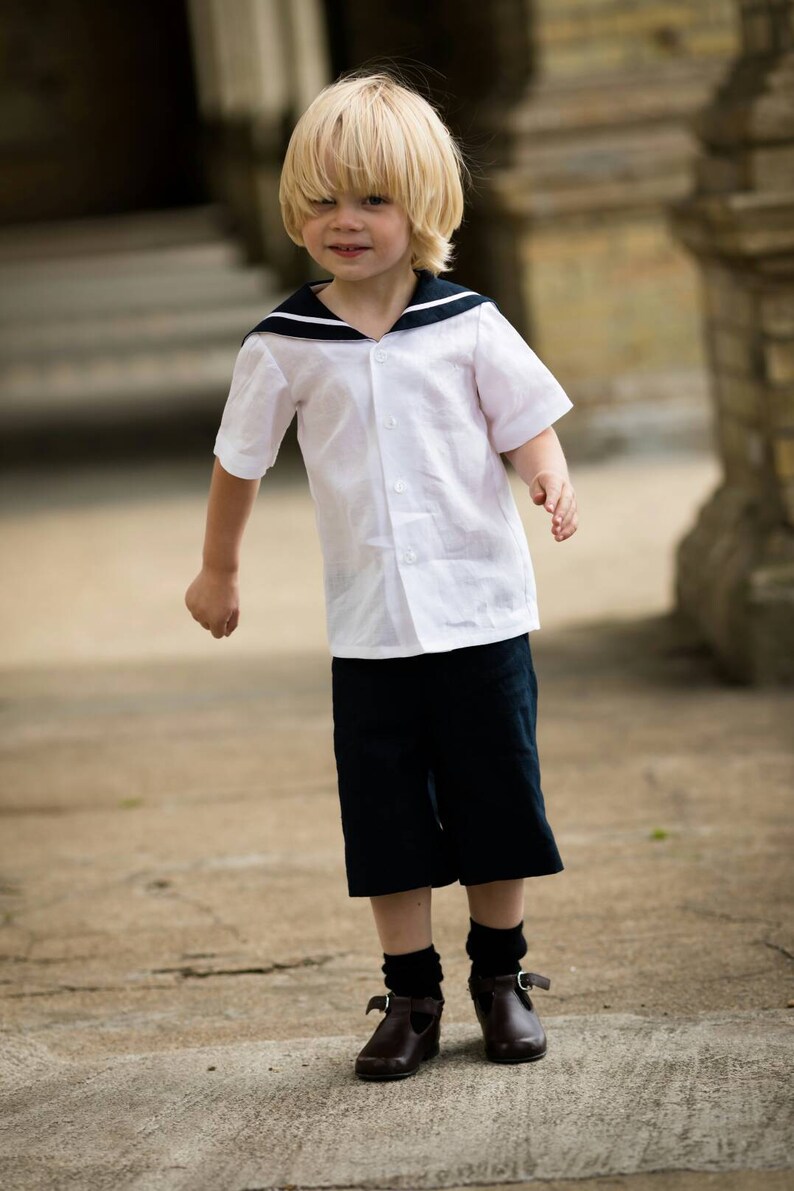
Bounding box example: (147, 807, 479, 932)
(345, 861, 564, 897)
(459, 861, 565, 886)
(346, 873, 460, 898)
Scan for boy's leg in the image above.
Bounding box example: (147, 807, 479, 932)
(370, 885, 443, 1009)
(465, 877, 549, 1063)
(370, 886, 433, 954)
(466, 877, 528, 979)
(466, 878, 524, 931)
(355, 885, 444, 1080)
(371, 890, 445, 1019)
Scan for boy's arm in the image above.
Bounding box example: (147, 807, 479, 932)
(504, 426, 578, 542)
(185, 458, 261, 638)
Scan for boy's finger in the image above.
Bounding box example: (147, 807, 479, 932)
(551, 488, 574, 523)
(530, 480, 548, 505)
(210, 619, 228, 639)
(542, 481, 563, 512)
(554, 511, 579, 539)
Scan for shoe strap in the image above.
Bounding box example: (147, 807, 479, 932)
(519, 970, 551, 991)
(365, 993, 444, 1016)
(469, 970, 551, 994)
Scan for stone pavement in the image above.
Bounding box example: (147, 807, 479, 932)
(1, 451, 792, 1190)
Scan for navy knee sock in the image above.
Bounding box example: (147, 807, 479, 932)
(466, 917, 527, 979)
(382, 945, 443, 1031)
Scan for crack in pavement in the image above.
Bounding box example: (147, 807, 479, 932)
(151, 955, 338, 979)
(0, 954, 342, 995)
(681, 902, 782, 929)
(1, 953, 97, 965)
(0, 983, 172, 998)
(762, 940, 794, 963)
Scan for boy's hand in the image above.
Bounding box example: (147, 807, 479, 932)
(529, 470, 578, 542)
(185, 568, 240, 638)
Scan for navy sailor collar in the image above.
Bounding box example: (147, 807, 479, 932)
(242, 269, 494, 344)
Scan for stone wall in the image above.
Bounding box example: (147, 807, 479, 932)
(487, 0, 739, 455)
(672, 0, 794, 683)
(535, 0, 738, 76)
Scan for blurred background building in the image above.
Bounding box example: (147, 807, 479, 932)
(0, 0, 792, 681)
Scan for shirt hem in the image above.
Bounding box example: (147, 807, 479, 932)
(492, 396, 574, 455)
(329, 614, 540, 659)
(213, 440, 269, 481)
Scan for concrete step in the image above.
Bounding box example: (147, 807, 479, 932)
(0, 264, 272, 320)
(0, 204, 232, 263)
(0, 240, 245, 286)
(1, 343, 239, 421)
(0, 206, 283, 428)
(1, 1014, 790, 1190)
(0, 303, 270, 360)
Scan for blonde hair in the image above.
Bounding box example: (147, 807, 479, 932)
(279, 72, 467, 275)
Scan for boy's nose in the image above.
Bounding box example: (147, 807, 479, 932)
(331, 204, 364, 229)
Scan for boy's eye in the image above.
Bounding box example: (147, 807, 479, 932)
(365, 195, 387, 206)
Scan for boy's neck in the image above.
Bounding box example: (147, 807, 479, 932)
(314, 266, 420, 342)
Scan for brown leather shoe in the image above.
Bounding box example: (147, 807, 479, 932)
(468, 970, 550, 1063)
(354, 993, 444, 1080)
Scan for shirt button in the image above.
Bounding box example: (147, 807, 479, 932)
(374, 348, 387, 363)
(384, 415, 397, 428)
(393, 479, 406, 493)
(403, 549, 416, 564)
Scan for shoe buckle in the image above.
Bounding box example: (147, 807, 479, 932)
(518, 970, 551, 991)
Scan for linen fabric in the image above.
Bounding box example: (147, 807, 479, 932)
(213, 270, 573, 659)
(331, 632, 564, 897)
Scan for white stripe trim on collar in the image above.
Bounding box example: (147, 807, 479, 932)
(265, 311, 342, 326)
(403, 291, 479, 315)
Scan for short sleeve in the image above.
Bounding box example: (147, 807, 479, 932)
(213, 335, 296, 479)
(474, 302, 573, 454)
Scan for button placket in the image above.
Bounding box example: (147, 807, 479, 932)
(371, 343, 414, 569)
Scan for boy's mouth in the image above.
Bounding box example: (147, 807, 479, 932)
(329, 245, 369, 256)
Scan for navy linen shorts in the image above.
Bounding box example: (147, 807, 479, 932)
(331, 632, 563, 897)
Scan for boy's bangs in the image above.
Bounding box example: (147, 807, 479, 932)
(297, 106, 412, 210)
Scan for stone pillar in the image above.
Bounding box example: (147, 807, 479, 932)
(186, 0, 330, 279)
(486, 1, 738, 455)
(671, 0, 794, 684)
(316, 0, 533, 315)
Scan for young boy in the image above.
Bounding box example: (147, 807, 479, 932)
(185, 71, 578, 1081)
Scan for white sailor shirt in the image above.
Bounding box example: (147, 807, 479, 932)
(213, 269, 573, 659)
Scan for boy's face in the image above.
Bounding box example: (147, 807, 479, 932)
(300, 190, 414, 286)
